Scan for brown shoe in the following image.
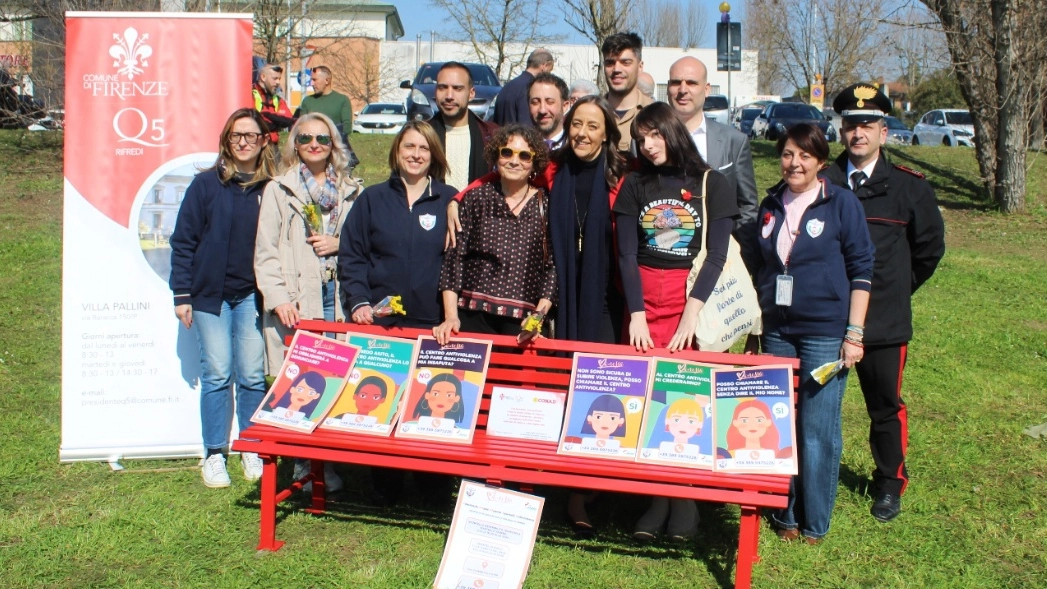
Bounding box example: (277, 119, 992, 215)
(805, 535, 824, 545)
(776, 527, 800, 541)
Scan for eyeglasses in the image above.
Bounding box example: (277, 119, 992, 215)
(498, 147, 534, 162)
(295, 133, 332, 146)
(228, 132, 264, 144)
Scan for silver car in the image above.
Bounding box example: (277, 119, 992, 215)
(884, 116, 915, 146)
(912, 109, 974, 147)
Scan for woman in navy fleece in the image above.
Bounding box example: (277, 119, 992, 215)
(747, 123, 874, 544)
(169, 108, 276, 488)
(338, 120, 457, 328)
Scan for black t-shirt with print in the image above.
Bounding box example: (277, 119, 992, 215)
(612, 169, 738, 269)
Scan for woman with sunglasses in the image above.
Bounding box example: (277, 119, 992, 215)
(169, 108, 276, 488)
(434, 124, 556, 344)
(612, 102, 739, 541)
(255, 113, 361, 490)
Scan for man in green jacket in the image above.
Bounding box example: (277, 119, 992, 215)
(300, 65, 353, 140)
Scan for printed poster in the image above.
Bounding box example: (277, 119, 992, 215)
(486, 386, 566, 443)
(396, 337, 491, 444)
(558, 354, 652, 460)
(251, 332, 359, 433)
(636, 359, 716, 469)
(318, 334, 416, 436)
(712, 365, 797, 475)
(60, 12, 253, 462)
(434, 480, 545, 589)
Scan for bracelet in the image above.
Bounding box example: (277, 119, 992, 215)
(843, 336, 864, 348)
(846, 324, 864, 335)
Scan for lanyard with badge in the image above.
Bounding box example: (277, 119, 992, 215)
(774, 185, 819, 307)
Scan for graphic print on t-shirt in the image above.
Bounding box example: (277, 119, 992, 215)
(639, 199, 700, 255)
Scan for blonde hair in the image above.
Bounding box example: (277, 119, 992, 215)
(665, 396, 708, 418)
(279, 112, 352, 188)
(388, 120, 449, 182)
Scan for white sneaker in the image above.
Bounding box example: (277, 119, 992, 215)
(294, 460, 344, 494)
(202, 454, 231, 488)
(241, 452, 263, 481)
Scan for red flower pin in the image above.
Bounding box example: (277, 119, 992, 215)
(763, 212, 773, 225)
(680, 188, 692, 201)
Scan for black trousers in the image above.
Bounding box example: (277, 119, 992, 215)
(855, 343, 909, 496)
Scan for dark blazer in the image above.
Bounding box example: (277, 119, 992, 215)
(492, 70, 534, 126)
(705, 120, 759, 269)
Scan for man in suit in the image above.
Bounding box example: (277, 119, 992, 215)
(493, 48, 554, 126)
(667, 56, 758, 267)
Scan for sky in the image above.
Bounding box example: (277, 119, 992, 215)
(393, 0, 741, 51)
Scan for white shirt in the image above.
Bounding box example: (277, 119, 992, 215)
(689, 116, 709, 163)
(846, 155, 879, 189)
(445, 124, 471, 191)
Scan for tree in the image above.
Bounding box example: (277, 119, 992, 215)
(921, 0, 1047, 213)
(429, 0, 563, 80)
(908, 67, 964, 114)
(561, 0, 635, 53)
(625, 0, 707, 49)
(743, 0, 885, 96)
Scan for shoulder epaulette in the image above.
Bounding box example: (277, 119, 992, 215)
(893, 164, 925, 179)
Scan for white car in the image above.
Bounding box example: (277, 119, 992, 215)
(912, 109, 974, 147)
(703, 94, 730, 125)
(352, 103, 407, 135)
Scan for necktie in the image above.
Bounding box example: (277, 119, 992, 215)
(545, 138, 555, 149)
(850, 170, 867, 191)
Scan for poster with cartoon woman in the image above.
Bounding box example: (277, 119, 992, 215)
(318, 334, 417, 436)
(636, 359, 718, 469)
(711, 365, 797, 475)
(250, 332, 360, 433)
(558, 353, 653, 460)
(395, 336, 492, 444)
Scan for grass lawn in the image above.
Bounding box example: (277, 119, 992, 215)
(0, 130, 1045, 588)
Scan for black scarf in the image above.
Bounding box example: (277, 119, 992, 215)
(550, 153, 615, 342)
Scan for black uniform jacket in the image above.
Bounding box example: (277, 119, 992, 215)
(824, 151, 946, 346)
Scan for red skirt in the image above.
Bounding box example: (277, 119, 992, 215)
(634, 266, 691, 349)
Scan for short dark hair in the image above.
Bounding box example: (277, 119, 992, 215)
(601, 32, 643, 60)
(483, 123, 550, 175)
(632, 101, 709, 177)
(437, 61, 473, 87)
(776, 123, 830, 162)
(526, 48, 554, 69)
(528, 72, 568, 101)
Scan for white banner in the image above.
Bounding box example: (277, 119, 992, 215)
(60, 13, 253, 462)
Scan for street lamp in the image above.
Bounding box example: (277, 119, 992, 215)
(717, 3, 740, 110)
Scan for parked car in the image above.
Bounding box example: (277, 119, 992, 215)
(352, 102, 407, 135)
(883, 115, 915, 145)
(400, 62, 501, 122)
(912, 109, 974, 147)
(703, 94, 730, 125)
(732, 107, 762, 138)
(750, 102, 837, 143)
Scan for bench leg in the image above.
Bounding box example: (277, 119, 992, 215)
(306, 459, 327, 515)
(257, 454, 285, 551)
(734, 505, 761, 589)
(737, 504, 762, 585)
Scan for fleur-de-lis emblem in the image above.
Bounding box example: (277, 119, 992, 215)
(109, 27, 152, 79)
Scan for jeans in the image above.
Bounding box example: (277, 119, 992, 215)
(193, 292, 267, 451)
(762, 330, 847, 540)
(322, 279, 336, 321)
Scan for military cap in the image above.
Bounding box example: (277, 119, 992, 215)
(832, 83, 892, 123)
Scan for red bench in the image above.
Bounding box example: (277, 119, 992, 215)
(233, 320, 798, 589)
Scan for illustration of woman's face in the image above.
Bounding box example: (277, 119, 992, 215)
(733, 406, 771, 441)
(586, 410, 623, 439)
(666, 412, 701, 441)
(425, 380, 460, 416)
(353, 383, 384, 415)
(288, 381, 320, 410)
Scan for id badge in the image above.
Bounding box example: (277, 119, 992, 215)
(775, 274, 794, 306)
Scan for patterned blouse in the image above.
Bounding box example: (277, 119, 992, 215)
(439, 181, 557, 319)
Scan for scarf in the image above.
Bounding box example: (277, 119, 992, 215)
(549, 153, 615, 343)
(299, 162, 340, 236)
